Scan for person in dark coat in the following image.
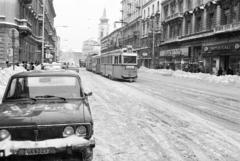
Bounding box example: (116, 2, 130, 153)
(227, 67, 234, 75)
(217, 67, 223, 76)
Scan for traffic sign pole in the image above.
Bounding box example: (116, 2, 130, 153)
(12, 29, 15, 70)
(9, 28, 19, 70)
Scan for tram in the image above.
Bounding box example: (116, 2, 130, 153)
(100, 46, 138, 81)
(86, 46, 138, 82)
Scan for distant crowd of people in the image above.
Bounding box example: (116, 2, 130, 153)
(217, 67, 234, 76)
(5, 61, 41, 71)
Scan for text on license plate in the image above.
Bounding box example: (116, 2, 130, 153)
(18, 148, 56, 156)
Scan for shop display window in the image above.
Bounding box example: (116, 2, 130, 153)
(229, 56, 240, 75)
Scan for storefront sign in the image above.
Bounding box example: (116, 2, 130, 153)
(142, 53, 148, 56)
(160, 47, 188, 57)
(204, 43, 240, 52)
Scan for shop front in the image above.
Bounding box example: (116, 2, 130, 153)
(159, 47, 189, 70)
(138, 51, 152, 68)
(203, 42, 240, 75)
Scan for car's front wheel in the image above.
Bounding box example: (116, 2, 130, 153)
(82, 148, 93, 161)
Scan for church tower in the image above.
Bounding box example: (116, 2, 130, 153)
(98, 8, 109, 42)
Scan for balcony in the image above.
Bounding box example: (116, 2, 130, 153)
(154, 26, 162, 33)
(38, 14, 43, 22)
(214, 23, 240, 34)
(22, 0, 32, 4)
(155, 10, 160, 16)
(15, 18, 32, 36)
(136, 5, 141, 9)
(141, 33, 148, 38)
(163, 12, 183, 23)
(162, 36, 180, 44)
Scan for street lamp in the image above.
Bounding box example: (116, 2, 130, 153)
(114, 21, 128, 48)
(150, 15, 161, 69)
(41, 0, 45, 64)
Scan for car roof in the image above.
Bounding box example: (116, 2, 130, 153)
(11, 70, 80, 78)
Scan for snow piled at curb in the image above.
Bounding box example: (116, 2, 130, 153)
(0, 66, 26, 100)
(139, 66, 240, 85)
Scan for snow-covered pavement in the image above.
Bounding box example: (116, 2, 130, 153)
(0, 67, 25, 103)
(80, 69, 240, 161)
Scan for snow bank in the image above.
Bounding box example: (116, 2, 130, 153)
(139, 66, 240, 85)
(0, 66, 26, 101)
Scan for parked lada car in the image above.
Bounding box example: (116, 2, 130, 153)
(0, 70, 95, 161)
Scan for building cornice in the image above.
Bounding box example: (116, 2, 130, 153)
(143, 0, 156, 8)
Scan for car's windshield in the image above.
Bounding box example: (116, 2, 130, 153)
(5, 76, 82, 100)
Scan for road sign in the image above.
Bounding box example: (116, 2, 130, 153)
(8, 28, 19, 39)
(8, 48, 13, 57)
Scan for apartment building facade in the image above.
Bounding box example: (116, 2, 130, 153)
(141, 0, 162, 67)
(121, 0, 142, 51)
(0, 0, 57, 67)
(160, 0, 240, 74)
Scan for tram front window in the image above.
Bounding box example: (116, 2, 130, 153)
(123, 56, 137, 64)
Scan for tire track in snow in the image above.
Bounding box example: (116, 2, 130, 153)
(80, 69, 240, 161)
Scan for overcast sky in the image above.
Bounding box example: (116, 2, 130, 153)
(53, 0, 122, 52)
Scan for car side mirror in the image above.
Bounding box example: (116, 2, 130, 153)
(85, 92, 93, 97)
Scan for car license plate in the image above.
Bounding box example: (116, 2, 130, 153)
(18, 148, 56, 156)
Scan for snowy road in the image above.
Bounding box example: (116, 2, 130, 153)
(80, 69, 240, 161)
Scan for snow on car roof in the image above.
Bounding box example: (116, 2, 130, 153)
(11, 70, 80, 78)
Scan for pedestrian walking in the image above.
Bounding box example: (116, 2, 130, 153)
(217, 67, 223, 76)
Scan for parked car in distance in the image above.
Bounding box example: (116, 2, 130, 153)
(42, 62, 65, 71)
(67, 65, 80, 73)
(0, 70, 95, 161)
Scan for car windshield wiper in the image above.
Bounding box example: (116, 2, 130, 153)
(35, 95, 66, 101)
(6, 97, 37, 103)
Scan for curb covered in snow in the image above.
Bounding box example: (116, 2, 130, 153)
(139, 66, 240, 85)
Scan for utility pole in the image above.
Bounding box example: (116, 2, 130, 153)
(114, 21, 127, 48)
(9, 28, 19, 70)
(41, 0, 45, 64)
(151, 18, 155, 69)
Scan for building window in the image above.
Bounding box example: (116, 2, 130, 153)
(187, 0, 192, 10)
(197, 0, 202, 6)
(178, 22, 182, 36)
(169, 25, 174, 38)
(208, 13, 215, 30)
(157, 1, 160, 12)
(222, 9, 231, 25)
(178, 0, 183, 13)
(170, 1, 176, 15)
(148, 7, 150, 17)
(144, 10, 146, 18)
(152, 5, 155, 14)
(195, 16, 202, 32)
(164, 5, 169, 18)
(232, 5, 238, 23)
(163, 25, 168, 40)
(186, 19, 192, 35)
